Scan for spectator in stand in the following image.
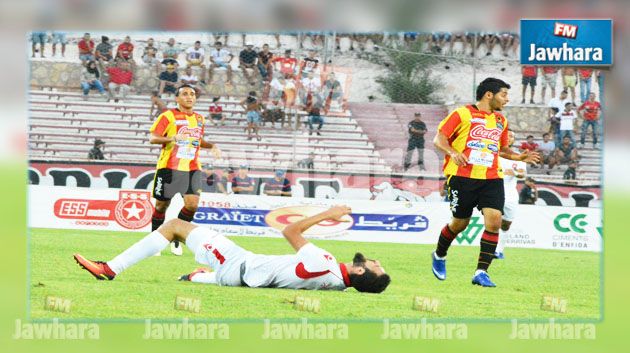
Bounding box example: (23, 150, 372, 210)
(563, 160, 578, 181)
(161, 38, 180, 67)
(231, 165, 256, 195)
(548, 107, 560, 144)
(95, 36, 113, 65)
(561, 67, 577, 103)
(403, 112, 427, 171)
(299, 49, 320, 78)
(519, 177, 538, 205)
(142, 38, 161, 74)
(115, 36, 135, 65)
(449, 31, 472, 55)
(51, 31, 67, 57)
(202, 164, 228, 194)
(208, 96, 225, 126)
(349, 33, 384, 52)
(307, 97, 324, 136)
(476, 31, 498, 56)
(322, 72, 343, 106)
(497, 31, 516, 57)
(262, 101, 285, 128)
(208, 41, 233, 85)
(106, 61, 133, 102)
(78, 32, 95, 64)
(88, 139, 105, 160)
(519, 135, 539, 153)
(257, 43, 273, 82)
(540, 66, 558, 103)
(180, 66, 205, 96)
(521, 65, 537, 104)
(559, 102, 577, 144)
(578, 92, 601, 149)
(80, 61, 106, 100)
(31, 31, 47, 58)
(577, 68, 593, 103)
(427, 31, 451, 53)
(300, 71, 322, 106)
(269, 75, 285, 102)
(263, 170, 292, 197)
(273, 49, 298, 78)
(241, 91, 262, 141)
(297, 152, 315, 169)
(549, 90, 570, 144)
(555, 135, 578, 165)
(149, 91, 168, 119)
(282, 76, 297, 109)
(158, 63, 179, 96)
(239, 42, 259, 86)
(185, 41, 207, 83)
(300, 31, 325, 49)
(538, 133, 557, 171)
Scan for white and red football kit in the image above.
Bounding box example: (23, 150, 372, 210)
(185, 227, 350, 290)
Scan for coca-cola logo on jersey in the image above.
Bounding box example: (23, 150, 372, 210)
(177, 126, 202, 139)
(469, 125, 502, 142)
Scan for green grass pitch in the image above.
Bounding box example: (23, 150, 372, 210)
(29, 228, 600, 320)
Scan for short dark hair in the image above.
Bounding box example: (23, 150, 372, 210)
(475, 77, 511, 101)
(565, 102, 573, 107)
(543, 132, 550, 137)
(214, 41, 222, 46)
(348, 252, 391, 293)
(551, 107, 559, 113)
(349, 269, 391, 294)
(151, 90, 159, 97)
(195, 40, 201, 44)
(176, 84, 196, 97)
(526, 135, 534, 139)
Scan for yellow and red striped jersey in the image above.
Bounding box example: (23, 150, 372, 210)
(150, 108, 205, 171)
(438, 105, 509, 179)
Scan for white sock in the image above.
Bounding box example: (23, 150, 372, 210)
(108, 230, 170, 274)
(190, 271, 217, 284)
(433, 252, 446, 260)
(496, 229, 506, 253)
(474, 269, 486, 276)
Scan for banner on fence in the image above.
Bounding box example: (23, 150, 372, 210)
(29, 185, 601, 252)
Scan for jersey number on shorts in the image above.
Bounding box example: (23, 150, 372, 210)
(203, 244, 225, 264)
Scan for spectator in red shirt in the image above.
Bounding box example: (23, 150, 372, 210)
(116, 36, 135, 66)
(519, 135, 539, 153)
(273, 49, 298, 78)
(540, 66, 558, 103)
(78, 33, 95, 65)
(521, 65, 537, 104)
(208, 96, 225, 126)
(578, 68, 593, 103)
(578, 92, 601, 149)
(106, 61, 133, 102)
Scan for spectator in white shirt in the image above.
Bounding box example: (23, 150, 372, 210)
(185, 41, 206, 83)
(209, 41, 233, 85)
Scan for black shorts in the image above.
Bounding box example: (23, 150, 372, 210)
(522, 76, 537, 87)
(152, 168, 202, 201)
(447, 176, 504, 219)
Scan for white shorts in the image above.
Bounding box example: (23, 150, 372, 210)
(186, 227, 251, 286)
(502, 200, 518, 222)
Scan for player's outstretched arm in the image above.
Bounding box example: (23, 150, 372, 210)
(282, 205, 352, 252)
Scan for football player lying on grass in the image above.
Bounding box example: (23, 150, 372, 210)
(74, 205, 391, 293)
